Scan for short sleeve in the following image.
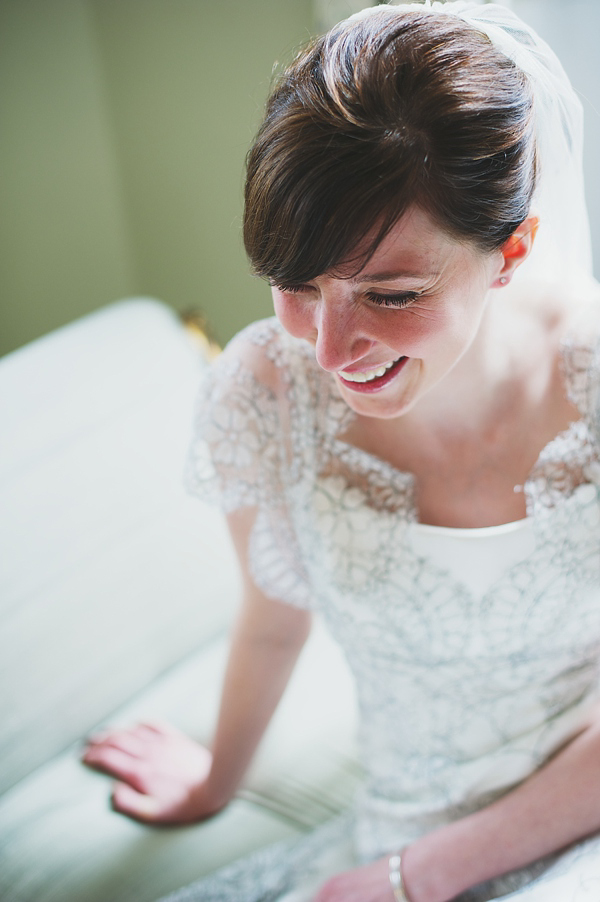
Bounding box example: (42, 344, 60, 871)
(589, 338, 600, 446)
(185, 324, 313, 609)
(562, 328, 600, 437)
(186, 350, 281, 513)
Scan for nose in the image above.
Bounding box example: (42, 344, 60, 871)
(313, 292, 374, 373)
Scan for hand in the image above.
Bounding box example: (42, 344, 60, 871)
(312, 857, 394, 902)
(82, 720, 222, 824)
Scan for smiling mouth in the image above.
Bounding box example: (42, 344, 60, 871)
(337, 356, 408, 392)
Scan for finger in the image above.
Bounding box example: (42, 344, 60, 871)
(88, 731, 148, 758)
(111, 782, 163, 823)
(84, 728, 114, 746)
(82, 746, 149, 791)
(85, 726, 141, 748)
(136, 720, 181, 738)
(85, 721, 170, 746)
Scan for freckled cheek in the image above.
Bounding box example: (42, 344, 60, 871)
(378, 309, 451, 354)
(272, 293, 313, 340)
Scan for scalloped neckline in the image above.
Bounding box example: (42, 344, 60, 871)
(331, 415, 588, 526)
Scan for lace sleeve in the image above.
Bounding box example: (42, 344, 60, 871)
(590, 337, 600, 445)
(186, 353, 280, 513)
(562, 325, 600, 443)
(186, 326, 312, 610)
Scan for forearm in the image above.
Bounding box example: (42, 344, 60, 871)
(403, 713, 600, 902)
(201, 506, 313, 808)
(203, 587, 311, 809)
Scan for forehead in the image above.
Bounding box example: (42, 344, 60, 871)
(331, 205, 477, 282)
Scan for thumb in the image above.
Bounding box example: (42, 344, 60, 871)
(112, 782, 162, 822)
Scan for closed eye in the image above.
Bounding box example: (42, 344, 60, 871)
(365, 291, 421, 308)
(272, 284, 422, 308)
(271, 283, 311, 294)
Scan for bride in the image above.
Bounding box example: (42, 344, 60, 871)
(83, 3, 600, 900)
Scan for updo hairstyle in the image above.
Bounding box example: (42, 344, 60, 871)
(243, 6, 537, 286)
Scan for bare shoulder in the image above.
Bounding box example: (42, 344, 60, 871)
(510, 276, 600, 349)
(563, 284, 600, 347)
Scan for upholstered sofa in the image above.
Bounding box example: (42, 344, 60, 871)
(0, 298, 359, 902)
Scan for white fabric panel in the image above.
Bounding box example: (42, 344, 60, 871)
(410, 517, 536, 600)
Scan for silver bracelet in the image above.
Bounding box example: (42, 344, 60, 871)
(389, 853, 409, 902)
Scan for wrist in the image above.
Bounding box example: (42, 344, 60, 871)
(400, 825, 474, 902)
(400, 842, 438, 902)
(189, 769, 236, 819)
(198, 783, 233, 817)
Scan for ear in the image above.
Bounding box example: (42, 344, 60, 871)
(492, 215, 539, 288)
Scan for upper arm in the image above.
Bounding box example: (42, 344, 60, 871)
(226, 505, 312, 649)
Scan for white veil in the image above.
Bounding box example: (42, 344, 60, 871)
(348, 1, 595, 293)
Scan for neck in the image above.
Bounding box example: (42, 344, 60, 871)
(404, 286, 558, 436)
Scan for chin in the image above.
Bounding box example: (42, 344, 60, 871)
(337, 385, 417, 420)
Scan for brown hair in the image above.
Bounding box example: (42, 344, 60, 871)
(243, 7, 536, 285)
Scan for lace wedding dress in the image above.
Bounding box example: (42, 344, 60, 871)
(168, 317, 600, 902)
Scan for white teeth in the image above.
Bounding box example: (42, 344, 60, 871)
(339, 358, 400, 383)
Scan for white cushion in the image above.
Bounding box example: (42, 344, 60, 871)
(0, 297, 360, 902)
(0, 299, 240, 792)
(0, 621, 358, 902)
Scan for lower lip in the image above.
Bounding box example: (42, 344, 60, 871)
(337, 356, 409, 393)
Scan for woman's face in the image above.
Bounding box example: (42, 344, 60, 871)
(271, 206, 505, 420)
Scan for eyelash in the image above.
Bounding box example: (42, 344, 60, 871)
(364, 291, 420, 308)
(274, 284, 421, 309)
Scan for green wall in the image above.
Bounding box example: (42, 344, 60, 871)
(0, 0, 313, 356)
